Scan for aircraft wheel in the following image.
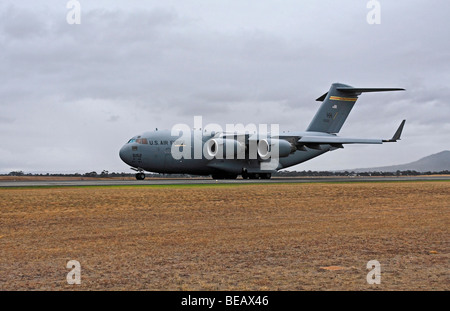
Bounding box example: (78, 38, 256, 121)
(247, 173, 260, 179)
(261, 173, 271, 179)
(135, 172, 145, 180)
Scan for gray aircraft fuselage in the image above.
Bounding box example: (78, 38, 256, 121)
(119, 83, 405, 180)
(119, 129, 329, 176)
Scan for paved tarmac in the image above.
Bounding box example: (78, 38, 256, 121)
(0, 176, 449, 187)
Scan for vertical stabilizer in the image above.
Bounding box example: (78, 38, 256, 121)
(306, 83, 359, 133)
(306, 83, 404, 133)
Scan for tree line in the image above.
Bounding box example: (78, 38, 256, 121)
(4, 169, 450, 177)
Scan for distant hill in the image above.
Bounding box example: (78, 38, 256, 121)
(349, 150, 450, 173)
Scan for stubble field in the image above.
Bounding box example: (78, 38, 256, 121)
(0, 181, 448, 290)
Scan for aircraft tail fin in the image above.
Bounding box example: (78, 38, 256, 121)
(306, 83, 404, 134)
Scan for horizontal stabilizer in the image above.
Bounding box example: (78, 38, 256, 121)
(315, 93, 328, 102)
(316, 87, 405, 102)
(336, 87, 405, 94)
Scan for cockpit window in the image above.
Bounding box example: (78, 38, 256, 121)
(128, 138, 148, 144)
(136, 138, 148, 144)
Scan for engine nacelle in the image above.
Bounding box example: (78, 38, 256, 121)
(205, 138, 245, 159)
(257, 139, 294, 160)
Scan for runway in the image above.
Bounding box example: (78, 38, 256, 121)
(0, 175, 449, 187)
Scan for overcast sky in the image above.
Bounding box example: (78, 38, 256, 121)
(1, 0, 449, 174)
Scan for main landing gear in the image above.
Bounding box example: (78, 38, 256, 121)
(241, 171, 271, 180)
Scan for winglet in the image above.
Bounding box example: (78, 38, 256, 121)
(383, 120, 406, 142)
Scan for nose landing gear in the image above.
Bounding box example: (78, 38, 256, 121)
(131, 167, 146, 180)
(135, 172, 146, 180)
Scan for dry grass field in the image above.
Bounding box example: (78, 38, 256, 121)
(0, 181, 448, 290)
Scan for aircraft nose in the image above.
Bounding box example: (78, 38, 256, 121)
(119, 145, 131, 165)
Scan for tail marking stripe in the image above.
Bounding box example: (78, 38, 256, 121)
(329, 96, 357, 101)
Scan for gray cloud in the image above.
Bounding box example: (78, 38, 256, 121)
(0, 1, 449, 173)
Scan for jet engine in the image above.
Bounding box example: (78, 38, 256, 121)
(257, 139, 294, 160)
(205, 138, 245, 159)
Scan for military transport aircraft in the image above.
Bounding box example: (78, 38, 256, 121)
(119, 83, 405, 180)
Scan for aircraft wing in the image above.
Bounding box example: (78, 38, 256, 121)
(298, 120, 406, 146)
(216, 120, 405, 149)
(298, 136, 382, 145)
